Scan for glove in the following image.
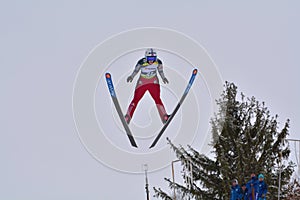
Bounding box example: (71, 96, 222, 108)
(127, 75, 133, 83)
(162, 77, 169, 84)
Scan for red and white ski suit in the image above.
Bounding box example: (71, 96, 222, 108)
(126, 58, 168, 123)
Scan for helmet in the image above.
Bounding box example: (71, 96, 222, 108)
(145, 48, 157, 62)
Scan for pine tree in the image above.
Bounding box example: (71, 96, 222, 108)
(286, 179, 300, 199)
(154, 82, 294, 200)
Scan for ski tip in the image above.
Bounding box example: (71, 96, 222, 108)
(193, 69, 198, 75)
(105, 73, 111, 78)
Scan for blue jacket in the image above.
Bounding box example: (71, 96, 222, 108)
(240, 188, 249, 200)
(230, 185, 242, 200)
(257, 180, 268, 199)
(246, 177, 258, 199)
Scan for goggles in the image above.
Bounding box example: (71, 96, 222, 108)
(146, 56, 156, 62)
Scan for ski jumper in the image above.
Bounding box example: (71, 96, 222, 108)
(126, 58, 168, 123)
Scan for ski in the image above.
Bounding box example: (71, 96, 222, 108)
(105, 73, 138, 148)
(149, 69, 198, 148)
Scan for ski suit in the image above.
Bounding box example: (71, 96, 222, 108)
(126, 57, 168, 123)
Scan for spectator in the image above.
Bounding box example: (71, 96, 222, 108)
(240, 183, 249, 200)
(230, 179, 242, 200)
(246, 172, 258, 200)
(257, 174, 268, 200)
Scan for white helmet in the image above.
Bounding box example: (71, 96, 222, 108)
(145, 48, 157, 57)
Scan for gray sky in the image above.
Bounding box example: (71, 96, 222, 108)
(1, 0, 299, 199)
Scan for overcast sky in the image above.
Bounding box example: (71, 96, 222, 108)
(1, 0, 299, 199)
